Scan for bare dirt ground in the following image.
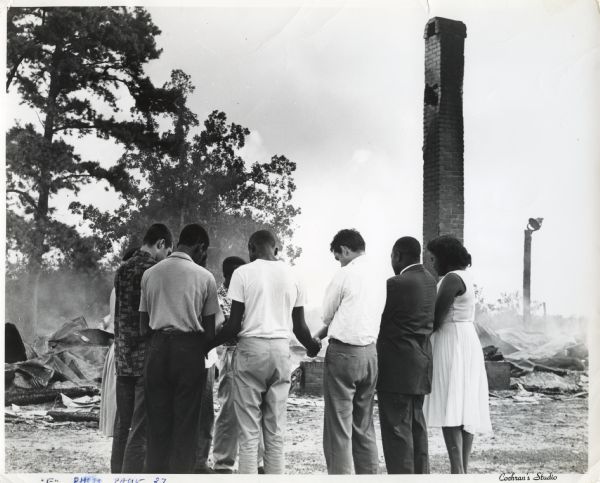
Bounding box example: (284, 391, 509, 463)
(4, 392, 587, 475)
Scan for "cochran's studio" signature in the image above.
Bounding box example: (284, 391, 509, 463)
(499, 472, 558, 481)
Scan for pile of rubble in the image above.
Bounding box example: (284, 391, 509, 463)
(6, 393, 101, 426)
(5, 317, 111, 424)
(477, 323, 588, 397)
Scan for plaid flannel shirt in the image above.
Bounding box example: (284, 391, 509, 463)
(114, 250, 157, 376)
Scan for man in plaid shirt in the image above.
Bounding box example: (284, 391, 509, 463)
(111, 223, 173, 473)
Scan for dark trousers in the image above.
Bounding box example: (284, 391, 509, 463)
(110, 375, 147, 473)
(377, 392, 429, 474)
(144, 331, 206, 473)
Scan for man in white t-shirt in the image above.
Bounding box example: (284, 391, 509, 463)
(209, 230, 320, 474)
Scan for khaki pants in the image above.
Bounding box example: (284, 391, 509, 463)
(233, 337, 291, 474)
(213, 346, 264, 471)
(195, 365, 216, 470)
(323, 340, 379, 474)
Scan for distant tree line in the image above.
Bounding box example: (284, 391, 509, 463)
(6, 7, 301, 339)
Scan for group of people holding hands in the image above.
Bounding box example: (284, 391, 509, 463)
(103, 222, 491, 475)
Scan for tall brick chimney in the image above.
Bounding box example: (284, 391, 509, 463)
(422, 17, 467, 275)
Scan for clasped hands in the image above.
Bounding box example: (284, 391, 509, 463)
(306, 336, 321, 358)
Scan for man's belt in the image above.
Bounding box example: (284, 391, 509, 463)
(154, 329, 204, 337)
(329, 338, 373, 347)
(329, 338, 356, 346)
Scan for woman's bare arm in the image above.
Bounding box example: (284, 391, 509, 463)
(434, 273, 466, 331)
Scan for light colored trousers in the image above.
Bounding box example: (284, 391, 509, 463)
(213, 345, 264, 471)
(233, 337, 291, 474)
(323, 341, 379, 474)
(195, 365, 215, 469)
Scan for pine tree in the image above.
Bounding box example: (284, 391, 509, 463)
(6, 7, 176, 337)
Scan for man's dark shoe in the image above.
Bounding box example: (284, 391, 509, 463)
(258, 466, 265, 474)
(214, 469, 233, 474)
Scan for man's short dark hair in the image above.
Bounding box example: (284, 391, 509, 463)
(248, 230, 278, 249)
(330, 229, 365, 253)
(392, 237, 421, 262)
(178, 223, 210, 248)
(143, 223, 173, 248)
(222, 256, 246, 279)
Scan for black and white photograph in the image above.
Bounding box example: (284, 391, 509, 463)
(2, 0, 599, 479)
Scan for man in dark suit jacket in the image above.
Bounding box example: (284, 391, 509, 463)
(376, 236, 437, 474)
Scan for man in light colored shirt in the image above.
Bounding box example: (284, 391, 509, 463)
(210, 256, 266, 474)
(195, 272, 224, 474)
(209, 230, 320, 474)
(195, 348, 218, 473)
(139, 223, 219, 473)
(314, 228, 385, 474)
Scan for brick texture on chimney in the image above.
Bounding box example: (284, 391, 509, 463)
(422, 17, 467, 276)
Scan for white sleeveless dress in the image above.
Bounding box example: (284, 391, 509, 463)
(423, 270, 492, 434)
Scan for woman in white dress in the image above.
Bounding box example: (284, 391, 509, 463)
(423, 235, 492, 473)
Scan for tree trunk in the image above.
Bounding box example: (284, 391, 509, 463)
(179, 209, 185, 237)
(21, 270, 43, 342)
(22, 39, 62, 340)
(24, 158, 51, 341)
(176, 104, 188, 237)
(23, 223, 47, 341)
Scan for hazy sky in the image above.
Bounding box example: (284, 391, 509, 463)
(6, 0, 600, 317)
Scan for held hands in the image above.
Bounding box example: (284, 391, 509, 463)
(306, 336, 321, 358)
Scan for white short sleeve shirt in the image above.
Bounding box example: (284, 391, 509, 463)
(322, 254, 385, 345)
(227, 259, 305, 339)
